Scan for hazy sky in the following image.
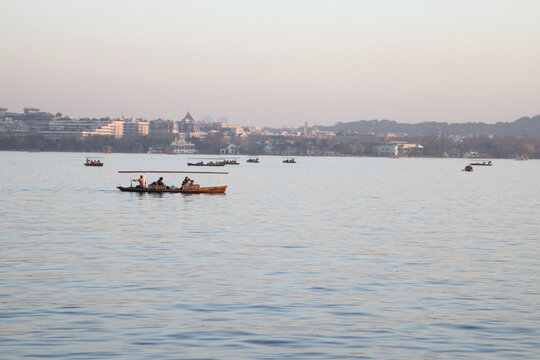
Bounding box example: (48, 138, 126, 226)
(1, 0, 539, 127)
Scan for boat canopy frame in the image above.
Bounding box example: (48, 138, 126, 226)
(119, 170, 228, 185)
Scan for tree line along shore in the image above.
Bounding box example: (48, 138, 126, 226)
(1, 133, 538, 159)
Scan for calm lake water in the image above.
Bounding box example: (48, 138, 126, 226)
(1, 151, 539, 359)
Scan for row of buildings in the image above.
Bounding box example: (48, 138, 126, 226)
(1, 107, 153, 138)
(0, 107, 423, 156)
(0, 107, 249, 140)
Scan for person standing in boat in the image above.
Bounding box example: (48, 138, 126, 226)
(133, 175, 146, 188)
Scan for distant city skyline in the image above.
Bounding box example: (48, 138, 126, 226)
(1, 0, 539, 127)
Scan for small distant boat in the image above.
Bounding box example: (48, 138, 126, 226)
(246, 158, 259, 163)
(187, 161, 225, 167)
(462, 164, 473, 172)
(84, 157, 103, 167)
(117, 184, 226, 194)
(515, 155, 529, 161)
(470, 160, 492, 166)
(283, 158, 296, 163)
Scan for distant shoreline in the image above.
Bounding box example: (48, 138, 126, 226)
(1, 149, 536, 160)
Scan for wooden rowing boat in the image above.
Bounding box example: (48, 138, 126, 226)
(85, 157, 103, 166)
(117, 184, 227, 194)
(84, 162, 103, 167)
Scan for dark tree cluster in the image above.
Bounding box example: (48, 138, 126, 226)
(0, 134, 175, 153)
(406, 135, 539, 158)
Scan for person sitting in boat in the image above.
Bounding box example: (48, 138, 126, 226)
(147, 177, 161, 186)
(181, 177, 195, 189)
(149, 176, 165, 187)
(182, 177, 190, 187)
(133, 175, 146, 188)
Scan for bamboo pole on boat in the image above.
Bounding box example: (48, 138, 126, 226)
(118, 170, 228, 175)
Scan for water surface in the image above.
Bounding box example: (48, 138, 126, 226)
(1, 152, 539, 359)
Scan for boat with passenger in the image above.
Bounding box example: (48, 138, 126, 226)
(470, 160, 492, 166)
(187, 160, 225, 167)
(462, 164, 474, 172)
(117, 170, 228, 194)
(117, 184, 226, 194)
(84, 157, 103, 167)
(283, 158, 296, 163)
(246, 158, 259, 163)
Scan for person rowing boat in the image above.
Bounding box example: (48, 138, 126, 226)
(132, 175, 146, 188)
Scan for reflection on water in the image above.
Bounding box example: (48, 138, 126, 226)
(0, 152, 539, 359)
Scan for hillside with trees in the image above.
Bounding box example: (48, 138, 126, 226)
(323, 115, 540, 137)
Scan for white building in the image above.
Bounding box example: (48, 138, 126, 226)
(46, 118, 125, 138)
(378, 141, 423, 156)
(220, 123, 245, 136)
(220, 143, 239, 155)
(378, 142, 399, 156)
(169, 136, 197, 154)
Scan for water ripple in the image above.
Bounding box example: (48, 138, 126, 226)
(0, 153, 539, 359)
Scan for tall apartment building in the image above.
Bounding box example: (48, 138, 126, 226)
(46, 118, 124, 138)
(123, 120, 149, 136)
(149, 119, 178, 134)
